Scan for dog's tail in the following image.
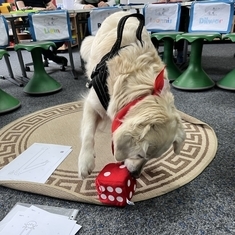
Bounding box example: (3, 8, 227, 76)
(80, 36, 95, 63)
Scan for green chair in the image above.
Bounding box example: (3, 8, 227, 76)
(217, 33, 235, 90)
(172, 1, 234, 90)
(0, 49, 21, 113)
(14, 10, 77, 95)
(15, 41, 62, 95)
(0, 88, 21, 114)
(28, 10, 77, 80)
(0, 15, 21, 113)
(144, 3, 183, 81)
(151, 32, 184, 81)
(89, 7, 122, 36)
(0, 15, 25, 87)
(173, 32, 221, 90)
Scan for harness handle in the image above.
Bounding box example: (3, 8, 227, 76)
(94, 13, 145, 72)
(109, 13, 145, 54)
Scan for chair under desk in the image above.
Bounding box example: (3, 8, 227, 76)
(2, 13, 28, 82)
(73, 5, 147, 48)
(72, 3, 192, 73)
(14, 10, 79, 94)
(3, 10, 78, 81)
(0, 15, 21, 113)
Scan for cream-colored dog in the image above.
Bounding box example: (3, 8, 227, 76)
(78, 11, 185, 179)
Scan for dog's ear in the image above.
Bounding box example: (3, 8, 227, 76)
(173, 126, 186, 154)
(114, 134, 133, 162)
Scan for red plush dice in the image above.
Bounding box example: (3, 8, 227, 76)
(95, 163, 137, 207)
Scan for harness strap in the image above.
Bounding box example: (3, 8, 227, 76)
(89, 13, 145, 110)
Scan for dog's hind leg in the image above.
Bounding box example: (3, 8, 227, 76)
(78, 99, 100, 179)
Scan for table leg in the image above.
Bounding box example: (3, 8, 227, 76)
(4, 54, 24, 87)
(75, 12, 89, 73)
(67, 41, 78, 79)
(9, 18, 28, 80)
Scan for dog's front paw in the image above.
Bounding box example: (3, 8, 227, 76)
(78, 153, 95, 179)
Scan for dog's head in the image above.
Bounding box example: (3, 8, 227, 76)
(112, 91, 185, 178)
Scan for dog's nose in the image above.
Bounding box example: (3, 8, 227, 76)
(131, 170, 141, 178)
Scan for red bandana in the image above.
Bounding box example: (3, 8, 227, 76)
(112, 68, 165, 133)
(111, 68, 165, 154)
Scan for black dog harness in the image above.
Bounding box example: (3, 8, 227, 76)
(88, 13, 145, 110)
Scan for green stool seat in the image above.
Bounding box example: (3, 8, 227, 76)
(172, 32, 221, 90)
(151, 31, 184, 81)
(217, 33, 235, 90)
(14, 41, 62, 95)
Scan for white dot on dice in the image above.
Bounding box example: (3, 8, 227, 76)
(101, 194, 107, 199)
(129, 191, 133, 198)
(104, 171, 111, 177)
(119, 165, 126, 169)
(107, 186, 113, 192)
(116, 196, 124, 202)
(115, 187, 122, 194)
(108, 195, 115, 201)
(99, 186, 105, 192)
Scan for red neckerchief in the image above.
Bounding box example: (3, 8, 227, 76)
(111, 68, 165, 154)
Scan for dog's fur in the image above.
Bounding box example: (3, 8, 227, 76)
(78, 11, 185, 179)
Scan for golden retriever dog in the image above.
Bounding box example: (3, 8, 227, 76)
(78, 11, 185, 179)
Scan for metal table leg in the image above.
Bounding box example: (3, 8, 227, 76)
(67, 41, 78, 79)
(3, 54, 24, 87)
(8, 17, 28, 80)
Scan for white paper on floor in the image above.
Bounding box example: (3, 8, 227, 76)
(0, 205, 81, 235)
(0, 143, 72, 183)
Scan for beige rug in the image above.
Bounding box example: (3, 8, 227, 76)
(0, 101, 217, 205)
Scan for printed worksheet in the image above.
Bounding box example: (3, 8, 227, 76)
(0, 204, 27, 232)
(0, 206, 81, 235)
(0, 143, 72, 183)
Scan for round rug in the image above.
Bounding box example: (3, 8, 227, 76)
(0, 101, 217, 205)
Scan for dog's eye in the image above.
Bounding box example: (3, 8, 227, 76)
(137, 154, 144, 159)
